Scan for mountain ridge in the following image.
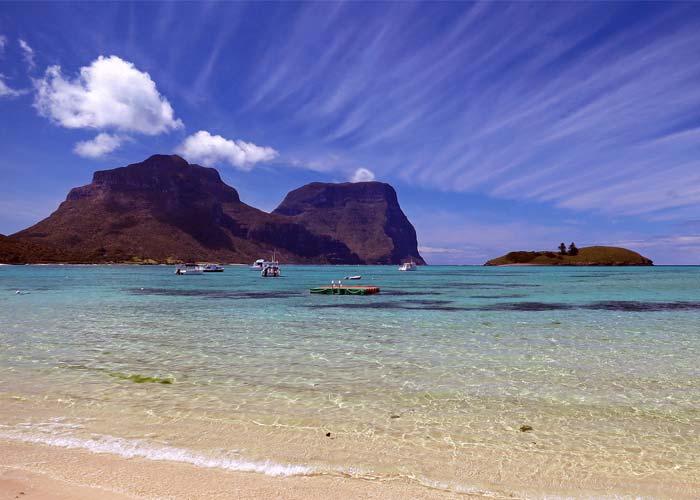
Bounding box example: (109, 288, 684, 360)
(3, 155, 424, 265)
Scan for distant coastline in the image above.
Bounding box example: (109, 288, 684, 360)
(484, 246, 653, 266)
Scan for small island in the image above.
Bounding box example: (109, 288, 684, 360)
(485, 244, 653, 266)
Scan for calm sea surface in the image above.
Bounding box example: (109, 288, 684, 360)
(1, 265, 698, 498)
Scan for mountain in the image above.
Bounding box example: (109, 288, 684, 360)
(5, 155, 423, 265)
(274, 182, 425, 265)
(484, 246, 653, 266)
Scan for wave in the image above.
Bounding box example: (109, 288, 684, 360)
(0, 424, 649, 499)
(0, 427, 313, 477)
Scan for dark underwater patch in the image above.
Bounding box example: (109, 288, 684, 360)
(469, 294, 527, 299)
(443, 282, 541, 289)
(381, 290, 442, 296)
(307, 299, 700, 313)
(476, 300, 700, 312)
(306, 300, 467, 312)
(478, 302, 574, 311)
(128, 288, 299, 299)
(584, 301, 700, 312)
(403, 299, 455, 306)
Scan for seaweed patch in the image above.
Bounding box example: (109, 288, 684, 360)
(108, 372, 174, 384)
(584, 301, 700, 312)
(469, 294, 527, 299)
(306, 301, 468, 312)
(479, 302, 574, 311)
(129, 288, 299, 300)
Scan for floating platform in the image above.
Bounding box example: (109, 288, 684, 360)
(310, 285, 380, 295)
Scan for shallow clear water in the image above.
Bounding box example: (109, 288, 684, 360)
(1, 265, 699, 498)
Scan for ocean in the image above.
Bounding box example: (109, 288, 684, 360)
(1, 264, 698, 498)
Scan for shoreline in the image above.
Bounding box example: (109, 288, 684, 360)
(2, 436, 697, 500)
(0, 439, 482, 500)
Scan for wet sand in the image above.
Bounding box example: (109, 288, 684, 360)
(0, 440, 476, 500)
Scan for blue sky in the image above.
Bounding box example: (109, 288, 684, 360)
(2, 2, 700, 264)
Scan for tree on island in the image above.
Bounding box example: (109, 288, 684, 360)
(558, 242, 567, 255)
(568, 242, 579, 256)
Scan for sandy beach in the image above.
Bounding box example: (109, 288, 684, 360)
(3, 437, 699, 500)
(0, 440, 476, 500)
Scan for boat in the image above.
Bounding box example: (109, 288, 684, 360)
(250, 258, 270, 270)
(175, 263, 204, 275)
(202, 264, 224, 272)
(344, 275, 362, 280)
(261, 263, 280, 277)
(261, 252, 281, 277)
(398, 260, 417, 271)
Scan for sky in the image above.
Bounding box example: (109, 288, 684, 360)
(1, 1, 700, 264)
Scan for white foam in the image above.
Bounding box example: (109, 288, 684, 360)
(0, 428, 313, 477)
(0, 425, 657, 499)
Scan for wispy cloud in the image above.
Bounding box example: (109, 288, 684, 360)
(0, 75, 24, 98)
(238, 3, 700, 222)
(18, 38, 35, 70)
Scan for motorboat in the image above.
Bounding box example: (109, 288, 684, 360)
(250, 258, 269, 270)
(398, 260, 417, 271)
(261, 251, 281, 277)
(175, 263, 204, 275)
(202, 264, 224, 272)
(344, 275, 362, 280)
(261, 263, 281, 277)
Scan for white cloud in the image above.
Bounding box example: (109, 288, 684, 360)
(350, 167, 375, 182)
(73, 133, 123, 158)
(0, 75, 23, 98)
(18, 38, 35, 69)
(176, 130, 278, 170)
(34, 55, 183, 135)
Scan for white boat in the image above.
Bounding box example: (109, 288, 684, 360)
(250, 258, 270, 270)
(261, 263, 280, 277)
(261, 252, 281, 277)
(175, 263, 204, 275)
(202, 264, 224, 272)
(398, 260, 417, 271)
(344, 275, 362, 280)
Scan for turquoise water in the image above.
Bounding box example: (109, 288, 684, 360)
(1, 265, 699, 498)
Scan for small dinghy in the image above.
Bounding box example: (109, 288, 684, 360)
(344, 275, 362, 280)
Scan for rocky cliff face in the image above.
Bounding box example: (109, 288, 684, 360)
(274, 182, 424, 265)
(7, 155, 422, 264)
